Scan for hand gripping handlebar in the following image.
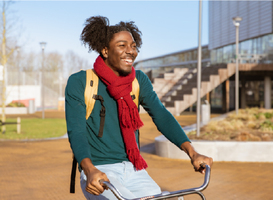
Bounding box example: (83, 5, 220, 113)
(99, 164, 211, 200)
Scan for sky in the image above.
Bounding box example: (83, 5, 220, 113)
(10, 0, 209, 66)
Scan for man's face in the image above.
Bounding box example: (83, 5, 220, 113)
(102, 31, 138, 76)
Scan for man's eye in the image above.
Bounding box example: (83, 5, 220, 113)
(119, 45, 125, 47)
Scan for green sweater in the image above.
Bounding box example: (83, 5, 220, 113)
(65, 70, 190, 166)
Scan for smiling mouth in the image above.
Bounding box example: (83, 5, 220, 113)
(122, 58, 134, 65)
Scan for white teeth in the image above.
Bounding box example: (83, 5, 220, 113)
(124, 59, 133, 63)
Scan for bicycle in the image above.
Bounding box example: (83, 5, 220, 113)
(100, 164, 211, 200)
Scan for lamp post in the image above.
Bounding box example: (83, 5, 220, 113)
(196, 0, 202, 137)
(40, 42, 46, 119)
(16, 46, 20, 106)
(232, 17, 242, 115)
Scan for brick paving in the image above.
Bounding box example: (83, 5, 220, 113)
(0, 111, 272, 200)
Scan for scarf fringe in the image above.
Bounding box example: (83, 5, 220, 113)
(120, 100, 131, 128)
(127, 148, 148, 170)
(130, 107, 143, 130)
(119, 99, 144, 131)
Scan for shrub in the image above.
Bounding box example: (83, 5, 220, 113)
(246, 121, 257, 129)
(227, 112, 251, 121)
(187, 108, 273, 141)
(6, 102, 25, 107)
(230, 119, 244, 130)
(205, 121, 224, 132)
(259, 114, 266, 120)
(260, 120, 273, 132)
(218, 120, 233, 131)
(246, 114, 256, 121)
(264, 112, 273, 119)
(245, 107, 259, 114)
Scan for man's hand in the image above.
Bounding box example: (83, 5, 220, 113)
(81, 158, 110, 195)
(190, 152, 213, 174)
(180, 141, 213, 174)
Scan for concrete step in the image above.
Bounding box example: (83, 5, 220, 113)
(159, 64, 233, 115)
(164, 101, 175, 107)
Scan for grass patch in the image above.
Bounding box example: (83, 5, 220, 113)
(0, 118, 67, 140)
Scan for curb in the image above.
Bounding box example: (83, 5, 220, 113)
(0, 133, 68, 142)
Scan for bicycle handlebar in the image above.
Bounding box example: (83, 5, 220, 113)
(100, 164, 211, 200)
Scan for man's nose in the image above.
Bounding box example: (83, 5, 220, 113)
(125, 45, 133, 54)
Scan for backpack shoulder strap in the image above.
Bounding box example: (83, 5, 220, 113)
(130, 77, 139, 107)
(70, 155, 77, 193)
(84, 69, 99, 120)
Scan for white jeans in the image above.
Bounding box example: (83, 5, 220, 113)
(80, 161, 161, 200)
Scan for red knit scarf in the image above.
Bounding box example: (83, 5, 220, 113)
(93, 56, 147, 170)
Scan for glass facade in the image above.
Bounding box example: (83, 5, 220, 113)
(206, 80, 273, 110)
(134, 46, 210, 79)
(210, 84, 223, 109)
(211, 34, 273, 64)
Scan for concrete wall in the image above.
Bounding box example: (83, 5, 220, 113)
(0, 107, 28, 114)
(155, 135, 273, 162)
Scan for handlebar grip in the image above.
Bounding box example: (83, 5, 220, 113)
(200, 163, 206, 169)
(99, 179, 108, 189)
(99, 180, 126, 200)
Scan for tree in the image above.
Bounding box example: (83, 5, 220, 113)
(43, 52, 64, 96)
(0, 1, 18, 133)
(21, 51, 38, 72)
(64, 50, 90, 78)
(45, 52, 64, 72)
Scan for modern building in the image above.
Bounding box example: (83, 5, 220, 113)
(209, 1, 273, 64)
(209, 0, 273, 111)
(134, 45, 210, 81)
(135, 0, 273, 115)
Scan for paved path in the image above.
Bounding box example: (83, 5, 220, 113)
(0, 111, 272, 200)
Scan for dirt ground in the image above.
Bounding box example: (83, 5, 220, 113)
(1, 110, 273, 200)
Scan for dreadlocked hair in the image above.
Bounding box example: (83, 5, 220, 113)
(80, 16, 142, 55)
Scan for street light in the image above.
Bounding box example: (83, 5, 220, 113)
(15, 46, 20, 106)
(196, 0, 202, 137)
(232, 16, 242, 115)
(40, 42, 46, 119)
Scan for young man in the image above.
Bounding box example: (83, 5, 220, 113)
(65, 16, 213, 200)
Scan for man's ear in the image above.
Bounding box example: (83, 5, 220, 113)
(101, 47, 108, 59)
